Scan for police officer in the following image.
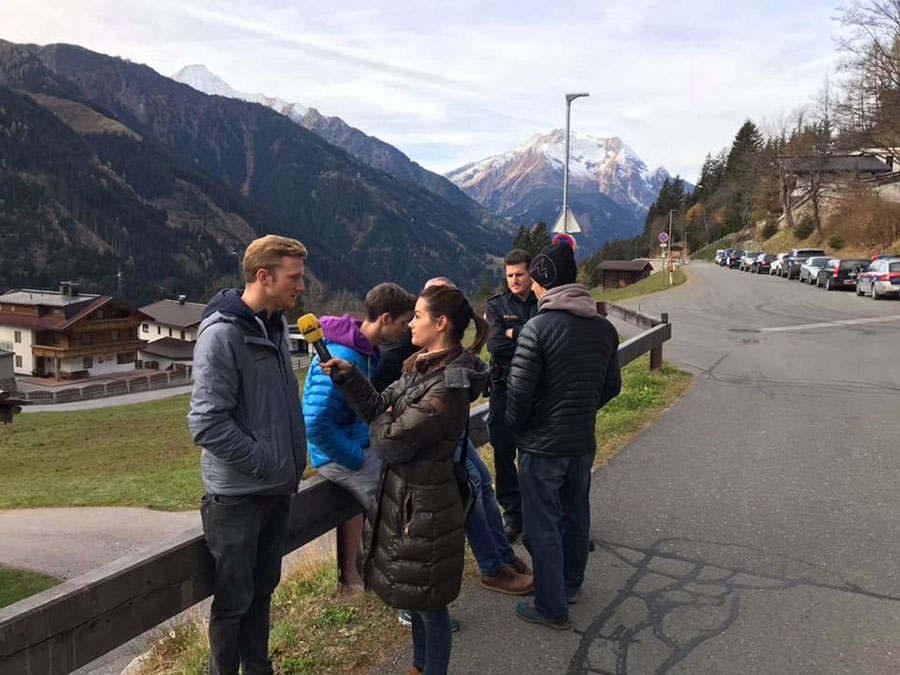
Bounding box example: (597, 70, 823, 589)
(485, 248, 539, 542)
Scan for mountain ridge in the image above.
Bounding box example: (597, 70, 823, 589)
(0, 40, 508, 299)
(170, 64, 508, 235)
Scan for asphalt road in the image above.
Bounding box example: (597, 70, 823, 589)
(372, 263, 900, 675)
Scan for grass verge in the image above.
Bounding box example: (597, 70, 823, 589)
(0, 565, 59, 609)
(591, 269, 687, 303)
(132, 557, 405, 675)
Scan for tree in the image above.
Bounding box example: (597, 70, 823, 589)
(836, 0, 900, 155)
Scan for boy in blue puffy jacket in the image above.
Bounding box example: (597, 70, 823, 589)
(302, 282, 415, 589)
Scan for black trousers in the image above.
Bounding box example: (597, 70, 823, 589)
(488, 387, 521, 525)
(201, 493, 291, 675)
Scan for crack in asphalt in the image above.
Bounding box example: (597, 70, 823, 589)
(567, 538, 900, 675)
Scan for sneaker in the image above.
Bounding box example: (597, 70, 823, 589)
(506, 557, 532, 576)
(481, 565, 534, 596)
(397, 609, 412, 627)
(567, 588, 582, 605)
(398, 610, 460, 632)
(515, 602, 570, 630)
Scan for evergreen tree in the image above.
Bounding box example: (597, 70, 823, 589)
(511, 224, 530, 251)
(530, 221, 552, 253)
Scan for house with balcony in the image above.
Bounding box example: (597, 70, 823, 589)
(139, 296, 206, 342)
(0, 283, 147, 378)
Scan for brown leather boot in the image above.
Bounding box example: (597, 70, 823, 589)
(481, 564, 534, 595)
(507, 557, 532, 576)
(404, 668, 422, 675)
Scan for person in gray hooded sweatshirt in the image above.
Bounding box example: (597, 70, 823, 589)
(188, 235, 308, 675)
(505, 239, 622, 631)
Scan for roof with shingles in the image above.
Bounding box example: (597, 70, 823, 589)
(595, 260, 655, 272)
(140, 299, 207, 329)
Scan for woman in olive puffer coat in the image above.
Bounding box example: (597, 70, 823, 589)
(322, 284, 489, 675)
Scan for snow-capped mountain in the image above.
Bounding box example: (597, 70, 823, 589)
(448, 130, 670, 219)
(447, 131, 673, 253)
(172, 65, 308, 123)
(170, 65, 509, 236)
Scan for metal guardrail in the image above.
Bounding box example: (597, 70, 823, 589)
(0, 309, 670, 675)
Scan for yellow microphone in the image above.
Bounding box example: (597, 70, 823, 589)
(297, 313, 333, 363)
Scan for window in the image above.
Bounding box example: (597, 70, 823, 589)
(180, 330, 185, 340)
(83, 356, 93, 370)
(157, 326, 161, 335)
(15, 355, 22, 368)
(117, 352, 134, 365)
(14, 330, 21, 343)
(111, 329, 120, 342)
(168, 328, 173, 337)
(142, 323, 149, 333)
(79, 333, 93, 346)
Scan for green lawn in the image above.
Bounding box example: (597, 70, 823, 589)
(0, 393, 202, 511)
(0, 565, 59, 609)
(0, 368, 309, 511)
(591, 268, 686, 303)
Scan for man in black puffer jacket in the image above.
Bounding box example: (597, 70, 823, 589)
(506, 240, 621, 630)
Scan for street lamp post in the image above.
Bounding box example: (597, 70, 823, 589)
(667, 210, 675, 285)
(561, 92, 589, 233)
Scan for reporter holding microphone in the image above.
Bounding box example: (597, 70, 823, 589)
(320, 285, 489, 675)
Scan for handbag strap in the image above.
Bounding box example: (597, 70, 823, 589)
(459, 418, 470, 464)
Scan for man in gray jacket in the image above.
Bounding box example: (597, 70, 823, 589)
(188, 235, 308, 675)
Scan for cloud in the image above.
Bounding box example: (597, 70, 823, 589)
(1, 0, 846, 181)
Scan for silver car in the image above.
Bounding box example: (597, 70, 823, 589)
(799, 256, 834, 284)
(769, 253, 789, 275)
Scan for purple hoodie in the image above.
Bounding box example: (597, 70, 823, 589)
(319, 314, 376, 355)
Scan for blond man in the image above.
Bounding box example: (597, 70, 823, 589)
(188, 235, 308, 675)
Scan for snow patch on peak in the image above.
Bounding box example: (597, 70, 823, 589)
(171, 65, 308, 120)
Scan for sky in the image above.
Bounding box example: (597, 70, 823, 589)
(2, 0, 846, 181)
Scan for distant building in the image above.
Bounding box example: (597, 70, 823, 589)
(0, 283, 148, 378)
(139, 296, 206, 342)
(778, 154, 892, 182)
(593, 260, 655, 290)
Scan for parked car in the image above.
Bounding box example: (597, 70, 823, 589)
(720, 249, 733, 266)
(856, 258, 900, 299)
(751, 253, 778, 274)
(714, 249, 726, 265)
(739, 251, 763, 271)
(799, 256, 834, 283)
(782, 248, 827, 279)
(726, 249, 744, 268)
(815, 258, 871, 290)
(769, 253, 789, 276)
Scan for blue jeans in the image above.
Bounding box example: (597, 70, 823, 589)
(456, 440, 516, 575)
(410, 606, 452, 675)
(519, 451, 595, 621)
